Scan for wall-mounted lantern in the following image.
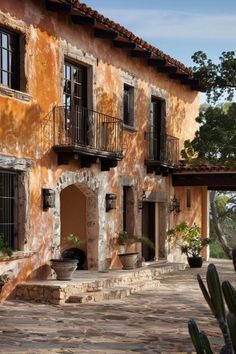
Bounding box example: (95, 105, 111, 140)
(42, 188, 56, 211)
(169, 195, 181, 214)
(106, 193, 117, 212)
(138, 190, 146, 210)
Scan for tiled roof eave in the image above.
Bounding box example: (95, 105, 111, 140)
(65, 0, 193, 76)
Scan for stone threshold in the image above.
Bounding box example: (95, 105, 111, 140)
(15, 262, 186, 305)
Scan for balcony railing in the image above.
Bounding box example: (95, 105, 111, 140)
(53, 105, 123, 156)
(146, 130, 179, 173)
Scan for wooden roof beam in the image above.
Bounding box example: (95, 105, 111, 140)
(169, 72, 189, 80)
(71, 14, 96, 26)
(94, 27, 118, 39)
(148, 57, 167, 66)
(45, 0, 71, 12)
(157, 65, 178, 74)
(131, 49, 152, 58)
(113, 38, 136, 49)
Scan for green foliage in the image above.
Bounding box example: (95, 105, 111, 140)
(66, 234, 85, 248)
(210, 241, 227, 259)
(192, 51, 236, 103)
(117, 231, 154, 249)
(181, 103, 236, 165)
(0, 235, 13, 257)
(167, 222, 210, 257)
(209, 191, 236, 258)
(189, 264, 236, 354)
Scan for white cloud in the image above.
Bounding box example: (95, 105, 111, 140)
(98, 8, 236, 40)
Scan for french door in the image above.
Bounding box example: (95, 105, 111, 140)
(150, 97, 165, 160)
(63, 61, 88, 145)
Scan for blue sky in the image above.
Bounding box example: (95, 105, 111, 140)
(84, 0, 236, 69)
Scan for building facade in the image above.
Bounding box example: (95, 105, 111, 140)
(0, 0, 207, 300)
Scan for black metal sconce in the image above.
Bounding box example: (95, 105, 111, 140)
(42, 188, 55, 211)
(138, 190, 146, 210)
(169, 195, 181, 214)
(106, 193, 117, 212)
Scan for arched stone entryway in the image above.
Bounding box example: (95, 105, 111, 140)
(52, 170, 106, 270)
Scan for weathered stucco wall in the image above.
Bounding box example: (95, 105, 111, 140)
(0, 0, 201, 299)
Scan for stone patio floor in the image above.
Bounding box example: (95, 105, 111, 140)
(0, 259, 235, 354)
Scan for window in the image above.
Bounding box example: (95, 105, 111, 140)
(123, 84, 134, 127)
(149, 97, 166, 160)
(63, 60, 88, 144)
(123, 186, 134, 233)
(0, 27, 20, 90)
(64, 61, 87, 108)
(186, 188, 192, 209)
(0, 171, 18, 251)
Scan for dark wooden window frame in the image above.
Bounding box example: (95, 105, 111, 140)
(123, 84, 134, 127)
(149, 96, 166, 161)
(186, 188, 192, 209)
(0, 170, 18, 251)
(0, 26, 20, 90)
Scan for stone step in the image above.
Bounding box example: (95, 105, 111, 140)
(66, 280, 161, 304)
(15, 262, 186, 304)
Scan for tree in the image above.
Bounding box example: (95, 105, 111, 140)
(192, 51, 236, 102)
(182, 103, 236, 165)
(182, 51, 236, 258)
(210, 191, 236, 259)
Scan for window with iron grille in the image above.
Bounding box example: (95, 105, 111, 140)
(0, 171, 18, 250)
(123, 84, 134, 127)
(0, 27, 20, 90)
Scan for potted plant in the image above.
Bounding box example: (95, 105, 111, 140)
(167, 222, 211, 268)
(0, 235, 13, 257)
(61, 233, 86, 270)
(117, 231, 154, 270)
(51, 234, 84, 280)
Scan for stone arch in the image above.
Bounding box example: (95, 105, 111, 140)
(52, 170, 105, 270)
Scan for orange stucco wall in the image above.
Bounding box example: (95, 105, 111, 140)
(0, 0, 202, 299)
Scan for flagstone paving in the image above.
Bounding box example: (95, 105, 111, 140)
(0, 260, 235, 353)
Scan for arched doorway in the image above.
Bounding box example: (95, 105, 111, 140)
(59, 183, 99, 270)
(60, 185, 87, 269)
(53, 171, 102, 270)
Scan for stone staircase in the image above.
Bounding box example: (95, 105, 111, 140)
(15, 262, 186, 305)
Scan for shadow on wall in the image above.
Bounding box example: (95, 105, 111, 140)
(26, 264, 52, 281)
(0, 102, 42, 157)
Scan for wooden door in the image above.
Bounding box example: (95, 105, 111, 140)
(142, 202, 156, 261)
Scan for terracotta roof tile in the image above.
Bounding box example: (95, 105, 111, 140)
(176, 163, 235, 173)
(65, 0, 192, 75)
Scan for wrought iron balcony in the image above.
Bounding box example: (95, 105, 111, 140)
(146, 131, 179, 175)
(51, 106, 123, 170)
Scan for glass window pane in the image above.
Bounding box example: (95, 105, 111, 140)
(66, 65, 70, 80)
(2, 33, 8, 49)
(2, 49, 8, 71)
(2, 71, 8, 85)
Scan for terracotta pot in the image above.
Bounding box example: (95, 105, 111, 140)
(187, 256, 203, 268)
(118, 252, 139, 270)
(50, 258, 78, 280)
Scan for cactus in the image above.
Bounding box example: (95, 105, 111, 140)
(188, 263, 236, 354)
(222, 281, 236, 316)
(188, 319, 214, 354)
